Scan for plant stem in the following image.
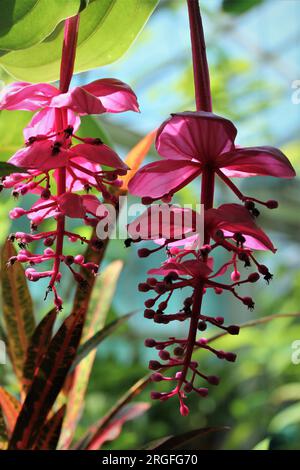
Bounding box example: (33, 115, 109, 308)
(177, 1, 214, 393)
(187, 0, 212, 112)
(49, 16, 79, 291)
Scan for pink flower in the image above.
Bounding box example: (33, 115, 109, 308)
(205, 203, 276, 252)
(0, 78, 139, 114)
(8, 140, 128, 173)
(128, 203, 275, 252)
(129, 111, 295, 201)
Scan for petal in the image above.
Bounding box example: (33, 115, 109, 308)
(27, 198, 58, 222)
(0, 82, 58, 111)
(217, 146, 296, 178)
(50, 87, 106, 115)
(8, 141, 69, 171)
(128, 159, 201, 199)
(82, 78, 139, 113)
(148, 259, 212, 278)
(206, 204, 276, 252)
(24, 108, 81, 140)
(156, 111, 237, 161)
(82, 195, 101, 216)
(57, 193, 85, 218)
(128, 205, 200, 240)
(70, 143, 128, 170)
(62, 157, 100, 191)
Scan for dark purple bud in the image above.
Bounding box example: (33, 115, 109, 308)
(144, 298, 155, 308)
(173, 346, 184, 356)
(159, 350, 170, 361)
(144, 338, 156, 347)
(138, 248, 151, 258)
(138, 282, 150, 292)
(207, 375, 220, 385)
(266, 199, 278, 209)
(198, 321, 207, 331)
(224, 352, 237, 362)
(227, 325, 240, 335)
(151, 373, 164, 382)
(149, 360, 162, 370)
(184, 383, 193, 393)
(248, 272, 260, 283)
(144, 309, 155, 319)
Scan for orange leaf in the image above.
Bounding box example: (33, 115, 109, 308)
(121, 129, 156, 191)
(0, 387, 21, 435)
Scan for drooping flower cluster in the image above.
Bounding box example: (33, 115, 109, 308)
(127, 111, 295, 415)
(0, 18, 139, 310)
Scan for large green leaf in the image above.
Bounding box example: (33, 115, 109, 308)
(73, 310, 135, 370)
(0, 0, 158, 82)
(222, 0, 263, 15)
(0, 0, 81, 51)
(0, 241, 35, 383)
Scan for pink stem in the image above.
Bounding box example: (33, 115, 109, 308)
(177, 1, 214, 394)
(187, 0, 212, 112)
(49, 16, 79, 291)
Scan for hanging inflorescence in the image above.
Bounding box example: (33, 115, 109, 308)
(0, 15, 139, 310)
(126, 1, 296, 416)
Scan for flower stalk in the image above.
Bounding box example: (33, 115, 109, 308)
(176, 0, 215, 399)
(49, 16, 79, 297)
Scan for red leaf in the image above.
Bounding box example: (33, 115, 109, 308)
(22, 309, 57, 391)
(9, 310, 84, 450)
(0, 387, 21, 436)
(33, 405, 66, 450)
(85, 403, 150, 450)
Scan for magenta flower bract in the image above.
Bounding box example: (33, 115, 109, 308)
(129, 111, 295, 201)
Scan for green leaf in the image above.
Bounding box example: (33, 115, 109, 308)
(1, 240, 35, 383)
(72, 309, 136, 370)
(222, 0, 263, 15)
(0, 0, 158, 82)
(0, 0, 81, 51)
(0, 110, 31, 161)
(9, 309, 85, 450)
(78, 115, 114, 149)
(0, 162, 25, 177)
(22, 309, 57, 391)
(58, 260, 123, 449)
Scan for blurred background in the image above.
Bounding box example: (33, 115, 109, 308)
(1, 0, 300, 450)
